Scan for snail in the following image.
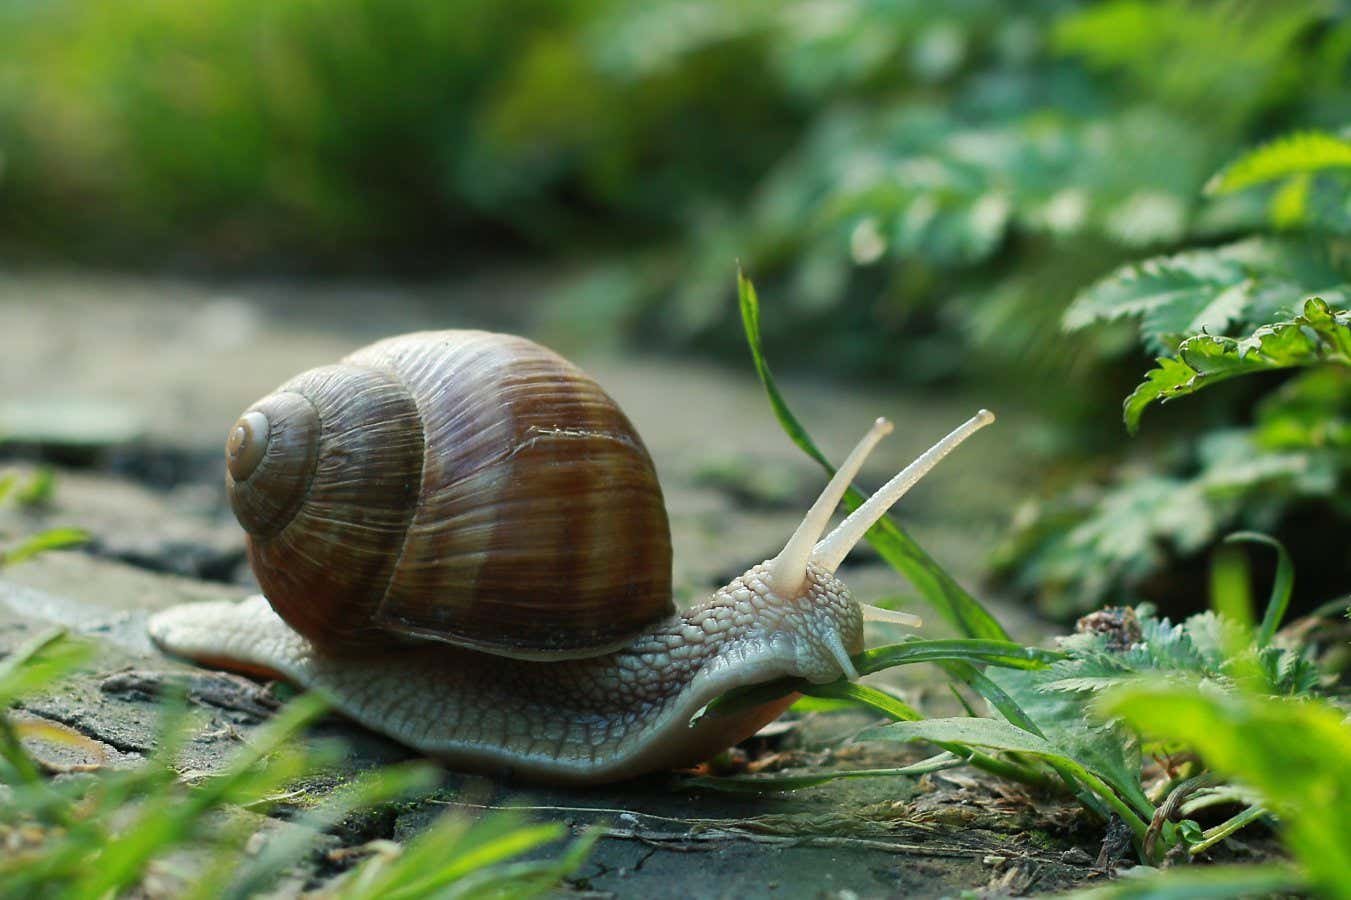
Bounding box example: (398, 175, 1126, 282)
(148, 331, 993, 784)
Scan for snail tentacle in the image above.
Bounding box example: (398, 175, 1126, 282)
(811, 409, 995, 574)
(766, 417, 893, 600)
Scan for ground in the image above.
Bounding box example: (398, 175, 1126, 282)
(0, 271, 1108, 898)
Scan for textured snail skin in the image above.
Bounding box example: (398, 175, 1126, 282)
(148, 561, 863, 784)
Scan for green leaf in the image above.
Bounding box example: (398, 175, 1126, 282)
(861, 714, 1066, 756)
(1124, 297, 1351, 431)
(2, 529, 89, 567)
(694, 638, 1060, 725)
(1064, 244, 1256, 336)
(1054, 862, 1304, 899)
(1122, 357, 1196, 435)
(800, 681, 921, 722)
(226, 763, 441, 900)
(737, 271, 1008, 641)
(1106, 685, 1351, 899)
(990, 661, 1152, 819)
(1222, 532, 1293, 648)
(1065, 238, 1348, 353)
(1207, 131, 1351, 195)
(14, 469, 56, 508)
(855, 639, 1062, 674)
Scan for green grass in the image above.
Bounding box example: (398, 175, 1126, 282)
(0, 628, 593, 897)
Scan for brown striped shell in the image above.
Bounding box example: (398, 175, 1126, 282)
(223, 331, 674, 659)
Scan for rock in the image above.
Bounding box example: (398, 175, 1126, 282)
(0, 398, 148, 467)
(1, 467, 246, 581)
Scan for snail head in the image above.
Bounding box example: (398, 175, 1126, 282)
(746, 410, 995, 681)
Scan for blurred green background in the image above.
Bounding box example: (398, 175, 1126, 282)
(2, 0, 1349, 618)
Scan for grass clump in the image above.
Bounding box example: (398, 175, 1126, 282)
(0, 629, 593, 898)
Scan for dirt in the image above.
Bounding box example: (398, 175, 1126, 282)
(0, 271, 1104, 898)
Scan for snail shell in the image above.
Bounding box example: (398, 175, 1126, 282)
(224, 330, 673, 659)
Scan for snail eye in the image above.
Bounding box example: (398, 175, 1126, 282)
(227, 411, 270, 482)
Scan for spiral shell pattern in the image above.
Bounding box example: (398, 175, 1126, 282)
(225, 331, 674, 659)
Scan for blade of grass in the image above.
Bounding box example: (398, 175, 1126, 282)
(442, 828, 599, 900)
(1189, 805, 1269, 856)
(3, 528, 89, 567)
(69, 695, 332, 898)
(0, 629, 92, 707)
(224, 763, 442, 900)
(687, 753, 965, 792)
(802, 680, 921, 720)
(737, 271, 1008, 641)
(855, 639, 1061, 675)
(383, 822, 565, 900)
(1224, 532, 1294, 647)
(692, 639, 1060, 724)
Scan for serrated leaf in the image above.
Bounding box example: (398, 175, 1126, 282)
(991, 660, 1151, 817)
(1065, 238, 1349, 352)
(1122, 357, 1196, 434)
(1064, 251, 1248, 334)
(1207, 131, 1351, 195)
(1124, 297, 1351, 431)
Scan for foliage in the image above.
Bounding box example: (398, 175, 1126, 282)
(1106, 685, 1351, 900)
(995, 365, 1350, 616)
(1063, 238, 1348, 354)
(1123, 298, 1351, 433)
(555, 0, 1351, 394)
(1001, 121, 1351, 615)
(0, 0, 796, 262)
(1208, 130, 1351, 191)
(1053, 862, 1306, 900)
(4, 1, 1349, 396)
(0, 630, 592, 897)
(722, 276, 1345, 892)
(1207, 130, 1351, 232)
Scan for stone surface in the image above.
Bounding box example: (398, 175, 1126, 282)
(2, 466, 245, 580)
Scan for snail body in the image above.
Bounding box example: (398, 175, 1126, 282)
(149, 331, 993, 783)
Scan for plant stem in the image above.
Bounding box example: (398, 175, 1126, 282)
(1190, 805, 1269, 855)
